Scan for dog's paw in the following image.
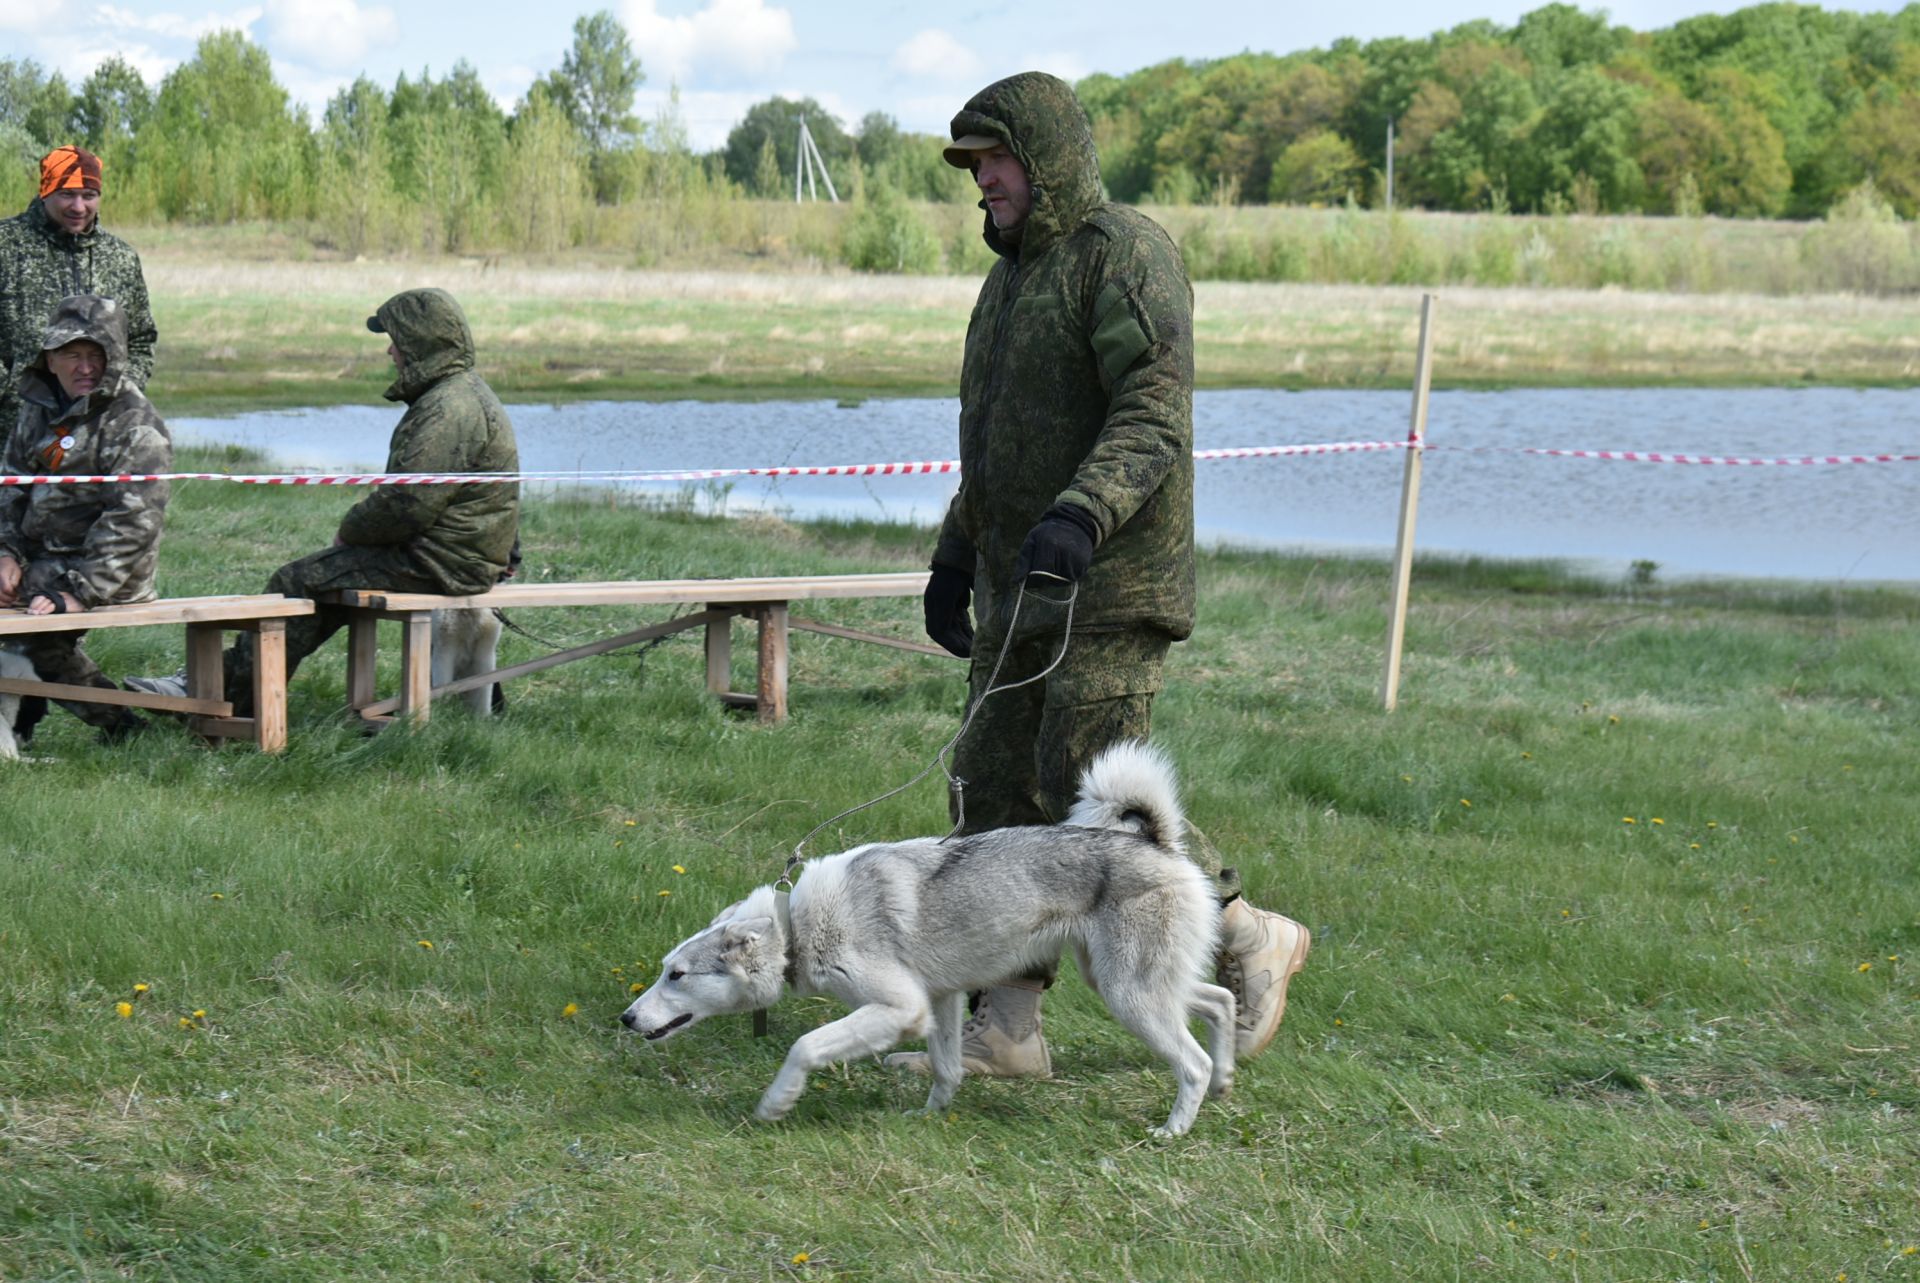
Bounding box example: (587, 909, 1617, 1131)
(1146, 1122, 1191, 1140)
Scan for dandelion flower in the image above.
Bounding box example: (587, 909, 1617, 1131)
(210, 893, 224, 900)
(1690, 843, 1701, 850)
(418, 940, 434, 950)
(1520, 751, 1532, 760)
(1498, 993, 1516, 1003)
(792, 1252, 811, 1264)
(1698, 1220, 1710, 1230)
(1400, 774, 1413, 783)
(1459, 798, 1472, 808)
(672, 865, 686, 874)
(1607, 714, 1619, 724)
(1561, 909, 1571, 918)
(657, 890, 671, 898)
(132, 983, 149, 996)
(1622, 817, 1636, 825)
(562, 1003, 579, 1018)
(624, 820, 636, 827)
(1859, 963, 1872, 973)
(115, 1002, 132, 1018)
(629, 983, 644, 995)
(178, 1017, 194, 1029)
(1651, 817, 1665, 825)
(192, 1010, 206, 1019)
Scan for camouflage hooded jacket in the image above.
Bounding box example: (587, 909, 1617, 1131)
(336, 288, 519, 595)
(0, 197, 157, 449)
(0, 294, 170, 607)
(932, 71, 1195, 642)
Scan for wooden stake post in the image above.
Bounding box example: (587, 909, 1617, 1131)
(1381, 294, 1437, 712)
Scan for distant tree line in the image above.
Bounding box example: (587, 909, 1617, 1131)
(1, 1, 1917, 263)
(1081, 2, 1920, 218)
(0, 9, 968, 257)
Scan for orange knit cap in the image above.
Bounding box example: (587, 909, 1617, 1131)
(39, 146, 103, 199)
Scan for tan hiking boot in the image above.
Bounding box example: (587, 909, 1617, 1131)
(886, 980, 1052, 1078)
(1216, 900, 1310, 1060)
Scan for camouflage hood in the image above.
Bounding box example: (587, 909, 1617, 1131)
(21, 293, 133, 413)
(373, 287, 476, 404)
(949, 71, 1104, 258)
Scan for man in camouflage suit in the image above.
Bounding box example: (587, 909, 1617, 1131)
(893, 72, 1309, 1080)
(0, 294, 170, 742)
(0, 147, 157, 455)
(129, 287, 518, 717)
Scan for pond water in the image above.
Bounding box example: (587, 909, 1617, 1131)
(172, 387, 1920, 584)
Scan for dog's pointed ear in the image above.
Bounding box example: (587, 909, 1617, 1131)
(720, 916, 775, 954)
(707, 898, 747, 928)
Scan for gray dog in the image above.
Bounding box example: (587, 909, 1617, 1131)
(621, 741, 1237, 1136)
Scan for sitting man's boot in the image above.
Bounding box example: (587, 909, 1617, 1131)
(1216, 899, 1311, 1060)
(886, 979, 1052, 1079)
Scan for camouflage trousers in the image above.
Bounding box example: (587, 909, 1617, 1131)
(223, 543, 443, 716)
(949, 623, 1237, 985)
(10, 630, 143, 735)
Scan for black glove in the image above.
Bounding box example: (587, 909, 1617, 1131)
(1012, 503, 1099, 585)
(923, 561, 974, 657)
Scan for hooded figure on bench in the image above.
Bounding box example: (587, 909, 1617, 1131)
(129, 287, 518, 718)
(0, 293, 170, 747)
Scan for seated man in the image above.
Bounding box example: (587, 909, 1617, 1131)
(0, 294, 170, 743)
(130, 287, 518, 717)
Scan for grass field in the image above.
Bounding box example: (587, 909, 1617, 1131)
(136, 229, 1920, 415)
(2, 447, 1916, 1281)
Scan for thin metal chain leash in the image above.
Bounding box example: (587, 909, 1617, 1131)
(776, 578, 1079, 892)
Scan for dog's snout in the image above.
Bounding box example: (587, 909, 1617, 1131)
(620, 1009, 639, 1030)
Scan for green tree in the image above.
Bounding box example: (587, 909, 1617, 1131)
(128, 31, 311, 222)
(388, 63, 508, 250)
(1523, 66, 1645, 211)
(534, 10, 643, 203)
(1269, 130, 1366, 205)
(317, 77, 396, 254)
(73, 57, 153, 153)
(502, 90, 588, 251)
(723, 96, 849, 197)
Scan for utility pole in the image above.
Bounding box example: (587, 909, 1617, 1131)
(793, 117, 839, 203)
(1385, 118, 1395, 212)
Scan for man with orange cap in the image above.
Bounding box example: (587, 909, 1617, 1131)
(0, 146, 157, 454)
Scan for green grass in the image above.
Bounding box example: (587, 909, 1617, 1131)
(2, 447, 1917, 1281)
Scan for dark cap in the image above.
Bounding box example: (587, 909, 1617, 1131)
(365, 313, 386, 333)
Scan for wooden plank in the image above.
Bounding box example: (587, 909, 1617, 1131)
(253, 619, 288, 752)
(399, 613, 433, 723)
(787, 617, 952, 657)
(353, 611, 721, 718)
(756, 603, 788, 724)
(705, 609, 733, 695)
(185, 622, 228, 747)
(321, 572, 930, 613)
(346, 615, 378, 709)
(0, 595, 315, 635)
(0, 675, 231, 716)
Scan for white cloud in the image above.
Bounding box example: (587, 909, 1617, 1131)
(262, 0, 396, 70)
(891, 29, 980, 82)
(92, 3, 262, 41)
(620, 0, 796, 87)
(1, 0, 48, 32)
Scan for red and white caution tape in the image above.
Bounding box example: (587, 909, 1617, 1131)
(3, 439, 1918, 487)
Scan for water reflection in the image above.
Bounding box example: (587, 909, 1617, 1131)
(173, 388, 1920, 583)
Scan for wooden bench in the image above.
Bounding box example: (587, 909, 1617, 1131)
(321, 572, 943, 725)
(0, 594, 316, 751)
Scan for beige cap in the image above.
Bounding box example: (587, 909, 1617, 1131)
(942, 133, 1004, 167)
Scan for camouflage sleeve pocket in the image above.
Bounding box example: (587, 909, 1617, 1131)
(1090, 281, 1151, 386)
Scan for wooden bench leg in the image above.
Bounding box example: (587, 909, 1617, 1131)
(704, 606, 733, 696)
(185, 622, 227, 748)
(346, 613, 378, 712)
(755, 603, 789, 724)
(399, 611, 432, 723)
(252, 620, 289, 753)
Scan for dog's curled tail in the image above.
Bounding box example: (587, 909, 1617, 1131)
(1064, 740, 1186, 854)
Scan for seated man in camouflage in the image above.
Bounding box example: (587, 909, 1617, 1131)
(129, 288, 518, 716)
(0, 294, 170, 744)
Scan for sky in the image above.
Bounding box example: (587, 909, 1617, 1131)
(2, 0, 1913, 149)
